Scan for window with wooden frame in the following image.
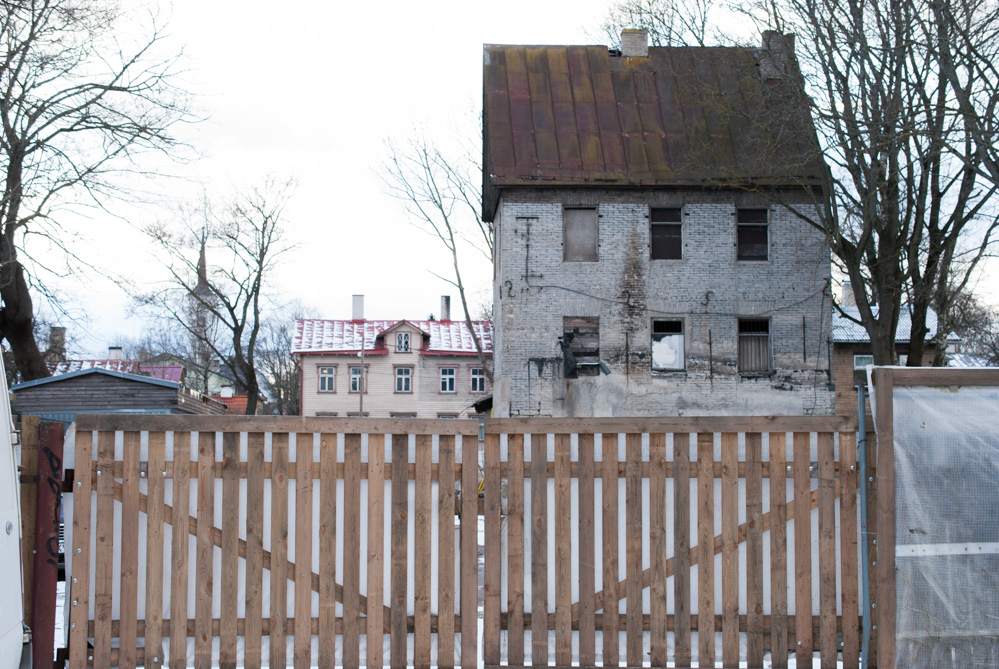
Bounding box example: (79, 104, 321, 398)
(563, 316, 600, 376)
(650, 208, 682, 260)
(470, 367, 487, 394)
(349, 365, 367, 393)
(651, 319, 685, 370)
(439, 367, 456, 393)
(564, 208, 598, 262)
(317, 365, 336, 392)
(738, 319, 771, 374)
(394, 366, 412, 393)
(737, 208, 769, 261)
(396, 332, 411, 352)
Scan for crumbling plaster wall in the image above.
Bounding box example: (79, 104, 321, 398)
(491, 188, 836, 417)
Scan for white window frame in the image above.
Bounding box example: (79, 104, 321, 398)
(853, 355, 874, 369)
(317, 365, 336, 392)
(440, 367, 456, 393)
(349, 365, 367, 393)
(395, 366, 412, 393)
(396, 332, 411, 352)
(470, 367, 487, 394)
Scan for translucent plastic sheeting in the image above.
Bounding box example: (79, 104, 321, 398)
(886, 384, 999, 668)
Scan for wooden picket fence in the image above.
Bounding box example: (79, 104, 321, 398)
(67, 414, 861, 669)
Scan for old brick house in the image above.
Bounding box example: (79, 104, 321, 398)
(293, 296, 493, 418)
(483, 30, 835, 416)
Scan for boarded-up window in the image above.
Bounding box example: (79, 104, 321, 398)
(564, 208, 598, 261)
(651, 319, 684, 370)
(563, 316, 600, 376)
(650, 208, 682, 260)
(738, 319, 771, 373)
(737, 209, 769, 261)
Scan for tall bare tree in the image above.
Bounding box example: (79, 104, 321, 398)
(0, 0, 192, 380)
(600, 0, 999, 365)
(143, 178, 294, 414)
(383, 132, 494, 377)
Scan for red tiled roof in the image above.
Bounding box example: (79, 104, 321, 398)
(292, 319, 493, 356)
(211, 395, 249, 414)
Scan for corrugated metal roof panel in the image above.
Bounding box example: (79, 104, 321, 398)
(832, 307, 960, 344)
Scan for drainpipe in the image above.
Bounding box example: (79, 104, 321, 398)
(857, 385, 872, 667)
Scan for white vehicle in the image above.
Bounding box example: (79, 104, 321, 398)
(0, 360, 27, 669)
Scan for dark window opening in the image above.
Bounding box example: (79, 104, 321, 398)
(564, 208, 598, 262)
(562, 316, 600, 377)
(651, 208, 682, 260)
(738, 318, 771, 374)
(737, 209, 769, 261)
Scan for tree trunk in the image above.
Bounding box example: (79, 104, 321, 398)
(0, 259, 49, 381)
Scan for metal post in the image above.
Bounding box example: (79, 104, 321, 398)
(857, 386, 873, 667)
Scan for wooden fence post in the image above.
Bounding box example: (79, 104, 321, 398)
(18, 415, 39, 624)
(30, 420, 64, 669)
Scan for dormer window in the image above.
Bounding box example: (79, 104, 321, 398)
(396, 332, 410, 352)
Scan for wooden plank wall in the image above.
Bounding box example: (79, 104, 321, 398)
(66, 415, 863, 669)
(68, 417, 480, 669)
(481, 420, 863, 669)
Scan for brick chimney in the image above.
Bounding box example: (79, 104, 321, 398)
(621, 29, 649, 58)
(108, 346, 124, 361)
(440, 295, 451, 322)
(352, 294, 364, 321)
(759, 30, 795, 79)
(48, 326, 66, 361)
(841, 281, 857, 307)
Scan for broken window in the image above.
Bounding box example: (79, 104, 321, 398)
(564, 208, 598, 261)
(651, 319, 685, 370)
(737, 208, 769, 261)
(650, 208, 682, 260)
(318, 365, 336, 392)
(562, 317, 600, 376)
(738, 319, 771, 374)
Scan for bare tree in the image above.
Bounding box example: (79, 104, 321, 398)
(143, 177, 295, 414)
(0, 0, 193, 380)
(382, 132, 494, 377)
(257, 301, 317, 416)
(595, 0, 720, 46)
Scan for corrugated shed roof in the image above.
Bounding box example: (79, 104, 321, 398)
(832, 307, 960, 344)
(46, 360, 185, 383)
(292, 319, 493, 355)
(482, 37, 825, 220)
(947, 353, 996, 368)
(12, 367, 182, 391)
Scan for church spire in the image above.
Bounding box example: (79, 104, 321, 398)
(197, 234, 209, 290)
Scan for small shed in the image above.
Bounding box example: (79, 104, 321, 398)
(11, 368, 226, 422)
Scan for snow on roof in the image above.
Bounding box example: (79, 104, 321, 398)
(47, 360, 186, 383)
(292, 319, 493, 356)
(947, 352, 996, 368)
(832, 306, 960, 344)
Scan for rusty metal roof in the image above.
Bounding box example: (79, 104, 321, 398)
(482, 41, 825, 220)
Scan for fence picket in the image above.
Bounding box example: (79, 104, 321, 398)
(219, 432, 240, 669)
(460, 436, 478, 668)
(506, 434, 525, 666)
(69, 430, 93, 669)
(195, 432, 217, 669)
(437, 436, 456, 669)
(649, 432, 667, 667)
(391, 434, 409, 667)
(270, 434, 290, 669)
(673, 433, 691, 667)
(839, 432, 859, 669)
(626, 433, 643, 667)
(770, 432, 788, 668)
(601, 433, 620, 667)
(818, 433, 837, 668)
(294, 433, 314, 669)
(145, 432, 166, 669)
(119, 432, 140, 669)
(170, 432, 193, 669)
(722, 432, 739, 668)
(365, 435, 384, 669)
(318, 434, 337, 668)
(576, 433, 596, 666)
(555, 433, 572, 666)
(697, 432, 715, 666)
(93, 431, 115, 669)
(483, 433, 501, 666)
(746, 432, 764, 667)
(530, 433, 548, 666)
(414, 434, 433, 669)
(244, 433, 264, 669)
(342, 434, 361, 668)
(793, 432, 813, 662)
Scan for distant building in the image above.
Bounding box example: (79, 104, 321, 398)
(293, 296, 492, 418)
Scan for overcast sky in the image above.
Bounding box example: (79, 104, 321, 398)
(38, 0, 999, 356)
(50, 0, 612, 356)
